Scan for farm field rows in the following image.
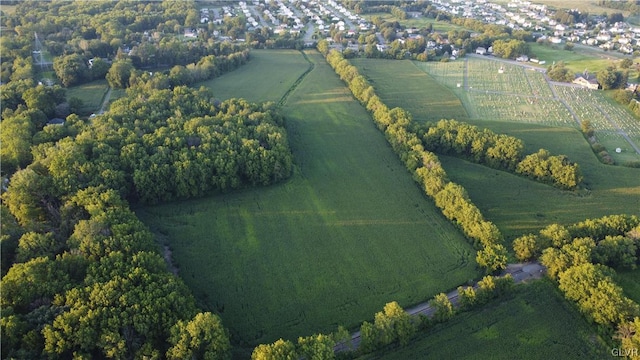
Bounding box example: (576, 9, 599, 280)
(357, 280, 608, 360)
(137, 50, 479, 346)
(351, 58, 468, 123)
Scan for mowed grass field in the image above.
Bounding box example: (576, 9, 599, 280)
(358, 280, 608, 360)
(351, 59, 468, 123)
(616, 269, 640, 304)
(363, 12, 469, 32)
(528, 42, 633, 76)
(137, 50, 479, 346)
(66, 79, 110, 115)
(198, 49, 311, 103)
(439, 120, 640, 239)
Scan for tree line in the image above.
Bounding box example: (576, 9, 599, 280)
(421, 120, 582, 189)
(252, 274, 514, 359)
(322, 47, 508, 273)
(512, 214, 640, 353)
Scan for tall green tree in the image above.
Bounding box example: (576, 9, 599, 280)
(53, 53, 89, 87)
(166, 312, 231, 360)
(106, 58, 135, 88)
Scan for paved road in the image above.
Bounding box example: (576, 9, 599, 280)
(334, 262, 545, 353)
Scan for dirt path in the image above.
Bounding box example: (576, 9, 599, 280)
(334, 262, 545, 353)
(98, 87, 112, 114)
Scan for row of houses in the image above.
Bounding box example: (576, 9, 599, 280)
(432, 0, 640, 55)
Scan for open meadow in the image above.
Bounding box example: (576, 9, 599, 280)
(363, 12, 469, 32)
(65, 79, 110, 115)
(197, 49, 311, 103)
(528, 42, 632, 75)
(439, 121, 640, 239)
(137, 50, 479, 347)
(351, 58, 468, 123)
(353, 58, 640, 239)
(357, 280, 608, 360)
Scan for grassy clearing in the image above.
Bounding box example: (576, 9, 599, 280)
(529, 42, 632, 75)
(197, 49, 311, 103)
(616, 269, 640, 304)
(65, 79, 109, 115)
(137, 50, 479, 346)
(530, 0, 630, 16)
(358, 280, 608, 360)
(352, 58, 468, 123)
(363, 12, 468, 32)
(438, 120, 640, 239)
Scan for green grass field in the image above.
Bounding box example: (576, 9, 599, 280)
(364, 12, 469, 32)
(351, 58, 468, 123)
(616, 269, 640, 304)
(66, 79, 110, 115)
(197, 49, 311, 103)
(358, 280, 609, 360)
(528, 42, 631, 75)
(437, 120, 640, 239)
(137, 50, 479, 346)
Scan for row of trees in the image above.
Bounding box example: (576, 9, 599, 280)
(514, 214, 639, 264)
(322, 48, 508, 273)
(109, 49, 250, 90)
(421, 119, 582, 189)
(512, 214, 640, 354)
(252, 274, 515, 358)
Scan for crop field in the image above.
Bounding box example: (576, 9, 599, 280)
(438, 120, 640, 239)
(358, 280, 608, 360)
(198, 49, 311, 103)
(351, 59, 468, 123)
(138, 50, 479, 346)
(65, 79, 110, 115)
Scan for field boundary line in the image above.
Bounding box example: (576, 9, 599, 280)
(277, 50, 315, 108)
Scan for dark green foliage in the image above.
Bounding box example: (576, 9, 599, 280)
(516, 149, 583, 190)
(597, 66, 628, 90)
(547, 61, 575, 83)
(423, 119, 524, 171)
